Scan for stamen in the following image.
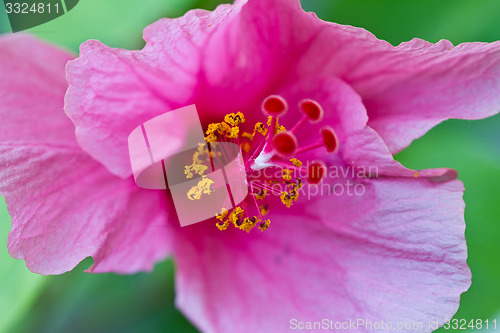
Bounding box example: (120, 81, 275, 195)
(267, 116, 286, 134)
(228, 207, 244, 227)
(290, 158, 303, 167)
(259, 204, 269, 216)
(203, 96, 338, 233)
(254, 188, 268, 200)
(224, 112, 245, 126)
(238, 217, 257, 233)
(259, 219, 271, 231)
(280, 192, 294, 208)
(216, 220, 229, 231)
(254, 122, 268, 135)
(216, 208, 228, 221)
(187, 176, 214, 200)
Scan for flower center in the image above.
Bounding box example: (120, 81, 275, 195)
(190, 95, 338, 233)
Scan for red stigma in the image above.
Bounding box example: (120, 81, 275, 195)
(307, 161, 326, 184)
(262, 95, 288, 116)
(272, 131, 298, 157)
(300, 99, 323, 123)
(321, 127, 338, 153)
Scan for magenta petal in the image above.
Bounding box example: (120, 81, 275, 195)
(66, 0, 500, 167)
(354, 39, 500, 153)
(65, 40, 172, 178)
(1, 146, 172, 274)
(0, 35, 172, 274)
(172, 177, 470, 333)
(65, 3, 246, 178)
(344, 126, 458, 181)
(0, 35, 75, 145)
(224, 0, 500, 152)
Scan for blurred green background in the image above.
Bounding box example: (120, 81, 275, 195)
(1, 0, 499, 332)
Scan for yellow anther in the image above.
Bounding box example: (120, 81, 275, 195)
(237, 217, 257, 233)
(186, 143, 211, 182)
(205, 132, 217, 142)
(194, 164, 208, 176)
(266, 116, 286, 133)
(227, 126, 240, 139)
(236, 112, 245, 124)
(266, 116, 272, 126)
(184, 162, 208, 179)
(254, 122, 267, 135)
(187, 176, 214, 200)
(228, 207, 244, 226)
(218, 122, 231, 135)
(289, 184, 299, 201)
(290, 158, 303, 167)
(275, 125, 286, 134)
(259, 219, 271, 231)
(200, 177, 214, 194)
(206, 123, 220, 136)
(216, 208, 228, 221)
(216, 220, 229, 231)
(224, 112, 245, 126)
(259, 205, 269, 216)
(283, 169, 292, 180)
(187, 187, 202, 200)
(193, 145, 210, 163)
(280, 185, 300, 208)
(184, 165, 194, 179)
(280, 191, 293, 208)
(193, 152, 202, 164)
(254, 189, 267, 200)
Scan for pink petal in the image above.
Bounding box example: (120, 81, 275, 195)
(173, 177, 470, 333)
(65, 2, 248, 178)
(207, 0, 500, 153)
(66, 0, 500, 170)
(0, 35, 75, 145)
(1, 146, 172, 275)
(343, 126, 458, 181)
(0, 35, 172, 274)
(351, 39, 500, 153)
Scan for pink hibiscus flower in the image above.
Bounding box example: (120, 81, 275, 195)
(1, 0, 500, 332)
